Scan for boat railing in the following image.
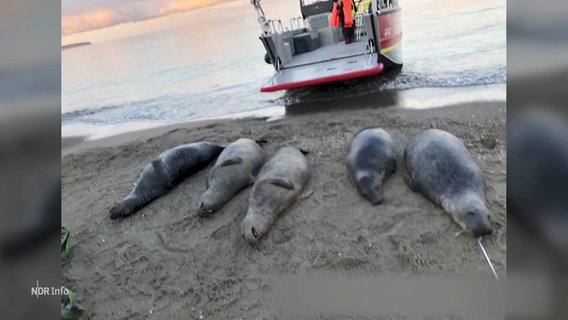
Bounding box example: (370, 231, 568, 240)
(289, 17, 306, 32)
(378, 0, 398, 11)
(267, 19, 284, 34)
(265, 17, 306, 36)
(252, 0, 307, 36)
(354, 13, 366, 41)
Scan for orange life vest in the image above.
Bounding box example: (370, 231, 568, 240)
(330, 0, 353, 28)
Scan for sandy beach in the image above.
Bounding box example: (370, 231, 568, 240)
(62, 100, 506, 319)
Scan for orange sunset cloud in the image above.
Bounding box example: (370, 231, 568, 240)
(62, 8, 117, 35)
(158, 0, 222, 15)
(62, 0, 226, 36)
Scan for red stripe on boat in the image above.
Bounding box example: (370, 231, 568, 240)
(260, 63, 384, 93)
(380, 34, 402, 52)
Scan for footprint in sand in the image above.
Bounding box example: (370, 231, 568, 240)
(322, 181, 339, 198)
(211, 224, 232, 240)
(327, 122, 345, 131)
(270, 228, 294, 244)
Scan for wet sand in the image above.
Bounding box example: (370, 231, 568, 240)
(62, 100, 506, 319)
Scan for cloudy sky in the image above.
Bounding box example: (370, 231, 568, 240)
(62, 0, 229, 35)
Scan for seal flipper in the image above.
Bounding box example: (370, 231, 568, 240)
(389, 158, 397, 174)
(109, 203, 129, 219)
(298, 188, 314, 201)
(404, 174, 419, 192)
(151, 158, 167, 176)
(151, 158, 162, 169)
(219, 157, 243, 167)
(266, 177, 295, 190)
(248, 173, 256, 185)
(109, 202, 126, 219)
(109, 196, 140, 219)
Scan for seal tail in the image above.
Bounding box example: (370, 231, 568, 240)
(109, 196, 140, 219)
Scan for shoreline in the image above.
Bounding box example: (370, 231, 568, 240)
(62, 99, 504, 155)
(61, 83, 506, 150)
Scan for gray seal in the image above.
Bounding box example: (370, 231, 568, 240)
(347, 128, 396, 205)
(404, 129, 493, 236)
(109, 142, 223, 219)
(508, 111, 568, 257)
(241, 147, 309, 246)
(198, 138, 265, 216)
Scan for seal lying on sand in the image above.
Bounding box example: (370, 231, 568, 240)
(404, 129, 493, 237)
(508, 111, 568, 257)
(109, 142, 223, 219)
(347, 128, 396, 205)
(198, 138, 265, 216)
(241, 147, 309, 246)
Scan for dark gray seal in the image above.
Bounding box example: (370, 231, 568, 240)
(109, 142, 223, 219)
(347, 128, 396, 205)
(508, 110, 568, 257)
(241, 147, 309, 246)
(404, 129, 493, 236)
(198, 138, 265, 216)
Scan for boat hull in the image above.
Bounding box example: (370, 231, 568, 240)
(260, 54, 384, 92)
(378, 8, 403, 67)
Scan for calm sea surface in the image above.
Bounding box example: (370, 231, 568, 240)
(62, 0, 506, 139)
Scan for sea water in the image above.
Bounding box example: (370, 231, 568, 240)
(62, 0, 505, 140)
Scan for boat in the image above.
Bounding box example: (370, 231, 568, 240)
(251, 0, 403, 92)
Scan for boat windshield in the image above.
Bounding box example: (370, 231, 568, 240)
(301, 0, 329, 5)
(299, 0, 334, 18)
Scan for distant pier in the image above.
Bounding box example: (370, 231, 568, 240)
(62, 42, 92, 50)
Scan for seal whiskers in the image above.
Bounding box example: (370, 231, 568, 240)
(454, 230, 466, 238)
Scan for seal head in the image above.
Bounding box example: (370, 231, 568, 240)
(241, 209, 272, 246)
(198, 189, 224, 216)
(449, 195, 493, 236)
(356, 173, 385, 205)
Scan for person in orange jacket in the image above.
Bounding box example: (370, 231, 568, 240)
(330, 0, 356, 44)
